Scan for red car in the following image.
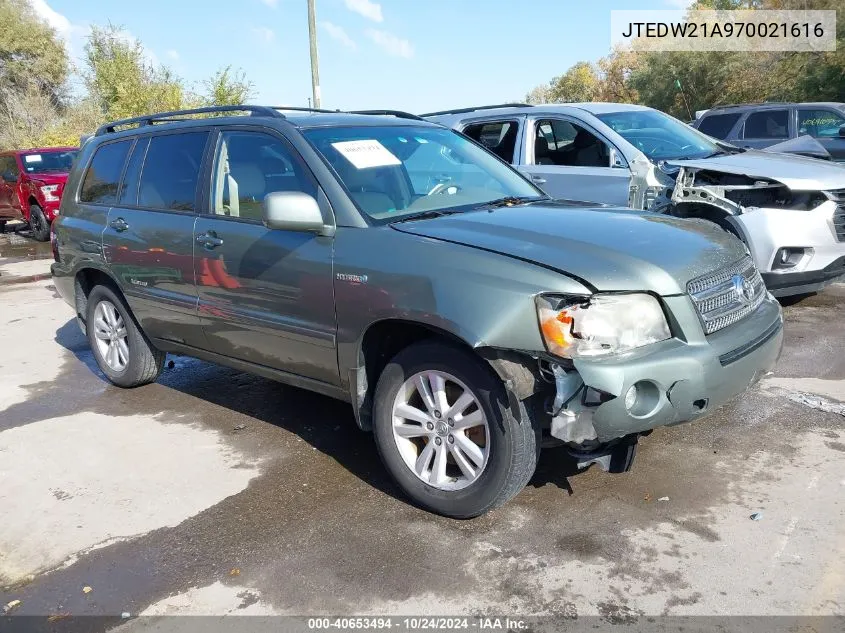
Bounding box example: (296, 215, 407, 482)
(0, 146, 79, 241)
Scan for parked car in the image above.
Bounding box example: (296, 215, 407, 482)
(692, 102, 845, 161)
(423, 103, 845, 297)
(0, 146, 79, 240)
(52, 105, 782, 518)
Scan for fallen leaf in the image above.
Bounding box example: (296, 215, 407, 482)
(643, 492, 652, 502)
(658, 496, 670, 502)
(82, 586, 93, 594)
(229, 568, 241, 577)
(48, 614, 70, 622)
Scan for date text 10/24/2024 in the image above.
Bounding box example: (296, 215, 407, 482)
(307, 617, 529, 630)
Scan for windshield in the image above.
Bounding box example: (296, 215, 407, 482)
(303, 125, 543, 222)
(21, 150, 78, 174)
(595, 110, 719, 161)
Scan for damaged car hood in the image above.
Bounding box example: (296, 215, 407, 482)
(391, 204, 748, 296)
(666, 150, 845, 191)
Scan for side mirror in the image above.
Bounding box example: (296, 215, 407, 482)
(839, 125, 845, 138)
(262, 191, 326, 234)
(609, 148, 625, 168)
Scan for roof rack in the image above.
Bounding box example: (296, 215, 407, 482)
(420, 103, 533, 117)
(272, 105, 342, 114)
(708, 101, 789, 111)
(95, 105, 284, 136)
(349, 109, 424, 121)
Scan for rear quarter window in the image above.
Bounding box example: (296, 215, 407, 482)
(80, 140, 132, 205)
(697, 113, 742, 139)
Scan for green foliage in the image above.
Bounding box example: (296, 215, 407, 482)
(203, 66, 254, 106)
(526, 0, 845, 118)
(0, 0, 68, 99)
(84, 24, 191, 120)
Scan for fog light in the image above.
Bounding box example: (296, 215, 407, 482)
(774, 247, 806, 269)
(625, 385, 638, 411)
(625, 381, 661, 418)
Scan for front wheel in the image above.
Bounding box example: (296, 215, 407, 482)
(28, 204, 50, 241)
(86, 285, 165, 387)
(372, 341, 538, 518)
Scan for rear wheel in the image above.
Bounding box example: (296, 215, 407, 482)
(372, 341, 538, 518)
(86, 285, 164, 387)
(29, 204, 49, 242)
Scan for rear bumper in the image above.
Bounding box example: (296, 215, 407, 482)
(51, 261, 75, 309)
(564, 298, 783, 442)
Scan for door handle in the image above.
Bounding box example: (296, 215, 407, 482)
(196, 232, 224, 249)
(530, 175, 547, 184)
(109, 217, 129, 232)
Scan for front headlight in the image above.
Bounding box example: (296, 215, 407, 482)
(536, 293, 671, 358)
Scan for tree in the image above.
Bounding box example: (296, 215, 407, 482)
(525, 83, 552, 104)
(0, 0, 68, 101)
(83, 24, 193, 121)
(203, 66, 254, 106)
(548, 62, 600, 103)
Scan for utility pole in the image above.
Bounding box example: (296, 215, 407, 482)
(307, 0, 321, 108)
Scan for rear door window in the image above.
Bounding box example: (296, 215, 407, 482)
(462, 120, 519, 163)
(138, 132, 209, 212)
(742, 110, 789, 139)
(80, 140, 132, 205)
(697, 113, 741, 139)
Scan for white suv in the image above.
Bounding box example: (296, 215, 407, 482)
(424, 102, 845, 297)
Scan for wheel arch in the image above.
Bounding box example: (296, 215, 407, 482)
(73, 266, 124, 335)
(352, 318, 479, 432)
(351, 318, 541, 432)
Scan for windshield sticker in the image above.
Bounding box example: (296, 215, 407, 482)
(331, 140, 401, 169)
(24, 155, 42, 163)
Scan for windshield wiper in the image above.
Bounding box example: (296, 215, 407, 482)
(389, 209, 464, 224)
(476, 195, 548, 209)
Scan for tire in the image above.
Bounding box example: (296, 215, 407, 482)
(372, 341, 538, 518)
(86, 285, 165, 387)
(29, 204, 50, 242)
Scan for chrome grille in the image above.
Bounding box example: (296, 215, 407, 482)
(826, 188, 845, 242)
(687, 256, 766, 335)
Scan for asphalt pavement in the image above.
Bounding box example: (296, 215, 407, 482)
(0, 230, 843, 627)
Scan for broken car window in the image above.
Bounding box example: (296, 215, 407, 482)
(595, 109, 718, 161)
(462, 121, 519, 163)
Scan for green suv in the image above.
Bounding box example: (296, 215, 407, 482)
(51, 106, 783, 518)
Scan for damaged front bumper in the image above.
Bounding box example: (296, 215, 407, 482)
(548, 295, 783, 445)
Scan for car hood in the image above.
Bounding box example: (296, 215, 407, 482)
(665, 149, 845, 190)
(391, 204, 748, 295)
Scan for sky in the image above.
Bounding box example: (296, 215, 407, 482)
(34, 0, 693, 114)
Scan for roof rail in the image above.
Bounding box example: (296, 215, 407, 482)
(273, 105, 342, 114)
(95, 105, 285, 136)
(708, 101, 789, 111)
(349, 109, 424, 121)
(420, 103, 533, 117)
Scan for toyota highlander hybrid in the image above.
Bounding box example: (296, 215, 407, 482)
(52, 106, 783, 518)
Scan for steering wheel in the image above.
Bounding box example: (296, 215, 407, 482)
(427, 182, 462, 196)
